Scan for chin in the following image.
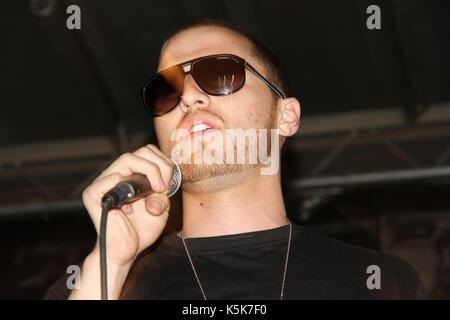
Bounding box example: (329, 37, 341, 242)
(179, 162, 257, 188)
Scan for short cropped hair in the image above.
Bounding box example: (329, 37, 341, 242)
(161, 18, 290, 98)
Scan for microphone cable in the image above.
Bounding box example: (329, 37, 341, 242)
(100, 195, 114, 300)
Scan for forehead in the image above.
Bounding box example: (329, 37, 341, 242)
(159, 26, 256, 71)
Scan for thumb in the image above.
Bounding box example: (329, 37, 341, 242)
(145, 193, 170, 216)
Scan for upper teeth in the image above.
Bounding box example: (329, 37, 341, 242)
(191, 123, 212, 133)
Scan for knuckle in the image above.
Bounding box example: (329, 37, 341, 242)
(82, 185, 96, 204)
(110, 172, 123, 182)
(81, 188, 90, 201)
(160, 161, 174, 174)
(82, 180, 98, 197)
(146, 161, 161, 175)
(136, 146, 149, 154)
(167, 159, 176, 170)
(119, 152, 133, 162)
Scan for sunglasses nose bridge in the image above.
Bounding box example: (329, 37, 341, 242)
(179, 74, 211, 112)
(182, 64, 191, 73)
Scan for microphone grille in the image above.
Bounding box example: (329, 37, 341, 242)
(168, 160, 182, 197)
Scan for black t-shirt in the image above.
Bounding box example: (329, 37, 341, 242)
(43, 222, 424, 299)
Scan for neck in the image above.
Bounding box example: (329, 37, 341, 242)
(180, 167, 289, 239)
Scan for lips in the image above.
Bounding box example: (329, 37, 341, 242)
(181, 114, 222, 135)
(191, 123, 213, 133)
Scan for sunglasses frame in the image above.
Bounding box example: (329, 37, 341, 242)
(141, 54, 286, 117)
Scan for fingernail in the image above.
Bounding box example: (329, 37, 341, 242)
(149, 199, 163, 211)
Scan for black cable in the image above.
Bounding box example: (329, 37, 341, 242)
(100, 196, 114, 300)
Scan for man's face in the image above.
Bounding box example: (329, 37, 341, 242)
(154, 26, 279, 187)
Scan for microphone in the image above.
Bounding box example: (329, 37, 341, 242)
(101, 161, 182, 208)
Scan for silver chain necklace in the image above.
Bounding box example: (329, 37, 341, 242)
(181, 221, 292, 300)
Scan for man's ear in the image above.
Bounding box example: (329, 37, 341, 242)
(276, 97, 301, 137)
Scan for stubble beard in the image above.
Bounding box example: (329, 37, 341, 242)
(171, 105, 278, 192)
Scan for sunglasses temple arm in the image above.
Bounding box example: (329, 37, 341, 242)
(245, 64, 286, 99)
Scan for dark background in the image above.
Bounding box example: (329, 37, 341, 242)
(1, 0, 449, 299)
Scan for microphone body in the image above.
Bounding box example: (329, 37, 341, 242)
(101, 162, 182, 208)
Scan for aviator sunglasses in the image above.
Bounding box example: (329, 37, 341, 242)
(141, 54, 285, 116)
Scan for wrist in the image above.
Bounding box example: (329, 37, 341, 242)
(90, 241, 136, 270)
(80, 244, 134, 300)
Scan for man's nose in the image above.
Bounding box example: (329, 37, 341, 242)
(179, 75, 211, 113)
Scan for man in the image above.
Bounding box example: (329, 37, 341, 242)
(44, 19, 423, 299)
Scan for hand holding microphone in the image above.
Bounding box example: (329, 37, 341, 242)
(101, 162, 181, 208)
(73, 145, 181, 300)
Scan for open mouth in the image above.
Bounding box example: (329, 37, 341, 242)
(190, 122, 218, 137)
(180, 114, 222, 140)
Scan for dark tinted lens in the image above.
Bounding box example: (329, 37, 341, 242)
(143, 66, 184, 116)
(192, 56, 245, 95)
